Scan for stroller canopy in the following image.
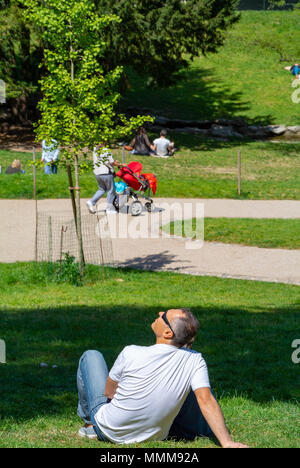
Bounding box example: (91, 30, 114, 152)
(116, 161, 157, 195)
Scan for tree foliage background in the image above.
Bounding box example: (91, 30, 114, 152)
(0, 0, 240, 122)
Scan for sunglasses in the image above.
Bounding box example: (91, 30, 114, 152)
(161, 310, 175, 336)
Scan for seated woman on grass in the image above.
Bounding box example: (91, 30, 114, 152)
(5, 159, 25, 174)
(129, 127, 155, 156)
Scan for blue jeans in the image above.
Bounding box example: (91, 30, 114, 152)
(44, 163, 58, 174)
(77, 350, 109, 441)
(77, 350, 213, 443)
(90, 174, 116, 210)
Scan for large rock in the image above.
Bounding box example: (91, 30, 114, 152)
(265, 125, 287, 135)
(286, 126, 300, 134)
(172, 127, 210, 135)
(210, 124, 243, 138)
(246, 126, 270, 138)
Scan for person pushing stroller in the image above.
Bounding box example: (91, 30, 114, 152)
(86, 144, 123, 215)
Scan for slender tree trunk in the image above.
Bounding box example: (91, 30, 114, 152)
(66, 162, 77, 231)
(74, 154, 85, 277)
(70, 38, 85, 276)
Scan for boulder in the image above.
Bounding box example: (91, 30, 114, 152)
(246, 126, 270, 138)
(172, 127, 210, 135)
(286, 126, 300, 134)
(210, 124, 243, 138)
(265, 125, 286, 135)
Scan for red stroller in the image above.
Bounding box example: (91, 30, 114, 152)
(114, 161, 157, 216)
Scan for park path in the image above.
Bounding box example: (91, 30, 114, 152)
(0, 198, 299, 285)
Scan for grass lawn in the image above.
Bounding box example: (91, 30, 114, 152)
(120, 10, 300, 126)
(0, 263, 299, 448)
(1, 136, 300, 200)
(163, 218, 300, 249)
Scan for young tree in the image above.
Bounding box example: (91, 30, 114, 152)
(20, 0, 152, 276)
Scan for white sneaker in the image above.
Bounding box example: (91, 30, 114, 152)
(86, 201, 96, 214)
(106, 209, 117, 214)
(78, 426, 98, 440)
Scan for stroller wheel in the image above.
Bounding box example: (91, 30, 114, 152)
(130, 201, 143, 217)
(113, 196, 119, 212)
(145, 202, 155, 213)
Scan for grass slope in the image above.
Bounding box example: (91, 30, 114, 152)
(0, 263, 299, 448)
(121, 10, 300, 125)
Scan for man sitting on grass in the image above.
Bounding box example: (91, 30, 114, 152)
(153, 129, 176, 157)
(76, 308, 249, 448)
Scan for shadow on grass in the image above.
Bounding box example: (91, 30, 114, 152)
(121, 67, 275, 126)
(1, 300, 299, 423)
(118, 252, 191, 272)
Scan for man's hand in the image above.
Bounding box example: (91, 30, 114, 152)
(222, 441, 250, 448)
(113, 160, 124, 168)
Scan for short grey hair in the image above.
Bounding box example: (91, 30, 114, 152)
(170, 308, 199, 348)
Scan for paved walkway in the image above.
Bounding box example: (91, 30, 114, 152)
(0, 198, 299, 285)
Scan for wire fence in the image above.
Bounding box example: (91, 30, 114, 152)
(36, 211, 114, 267)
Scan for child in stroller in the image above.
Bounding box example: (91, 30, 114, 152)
(114, 161, 157, 216)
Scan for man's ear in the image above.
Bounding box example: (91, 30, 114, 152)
(163, 329, 174, 340)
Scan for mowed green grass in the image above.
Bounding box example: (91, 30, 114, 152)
(121, 10, 300, 125)
(1, 135, 300, 200)
(0, 263, 299, 448)
(164, 218, 300, 249)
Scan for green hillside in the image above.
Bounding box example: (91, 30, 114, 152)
(121, 10, 300, 125)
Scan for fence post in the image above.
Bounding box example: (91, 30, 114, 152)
(238, 150, 242, 196)
(59, 226, 68, 279)
(48, 216, 53, 262)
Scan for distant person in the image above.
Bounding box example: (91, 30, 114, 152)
(86, 144, 123, 215)
(5, 159, 25, 174)
(41, 139, 59, 174)
(285, 63, 299, 79)
(129, 127, 155, 156)
(153, 130, 175, 158)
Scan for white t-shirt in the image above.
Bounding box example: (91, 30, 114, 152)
(153, 137, 171, 156)
(93, 147, 115, 176)
(95, 344, 210, 444)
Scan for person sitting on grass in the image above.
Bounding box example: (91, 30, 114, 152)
(285, 63, 299, 80)
(5, 159, 25, 174)
(76, 308, 249, 448)
(129, 126, 155, 156)
(153, 129, 175, 158)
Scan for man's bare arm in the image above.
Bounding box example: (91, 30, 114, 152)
(104, 376, 119, 400)
(194, 387, 249, 448)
